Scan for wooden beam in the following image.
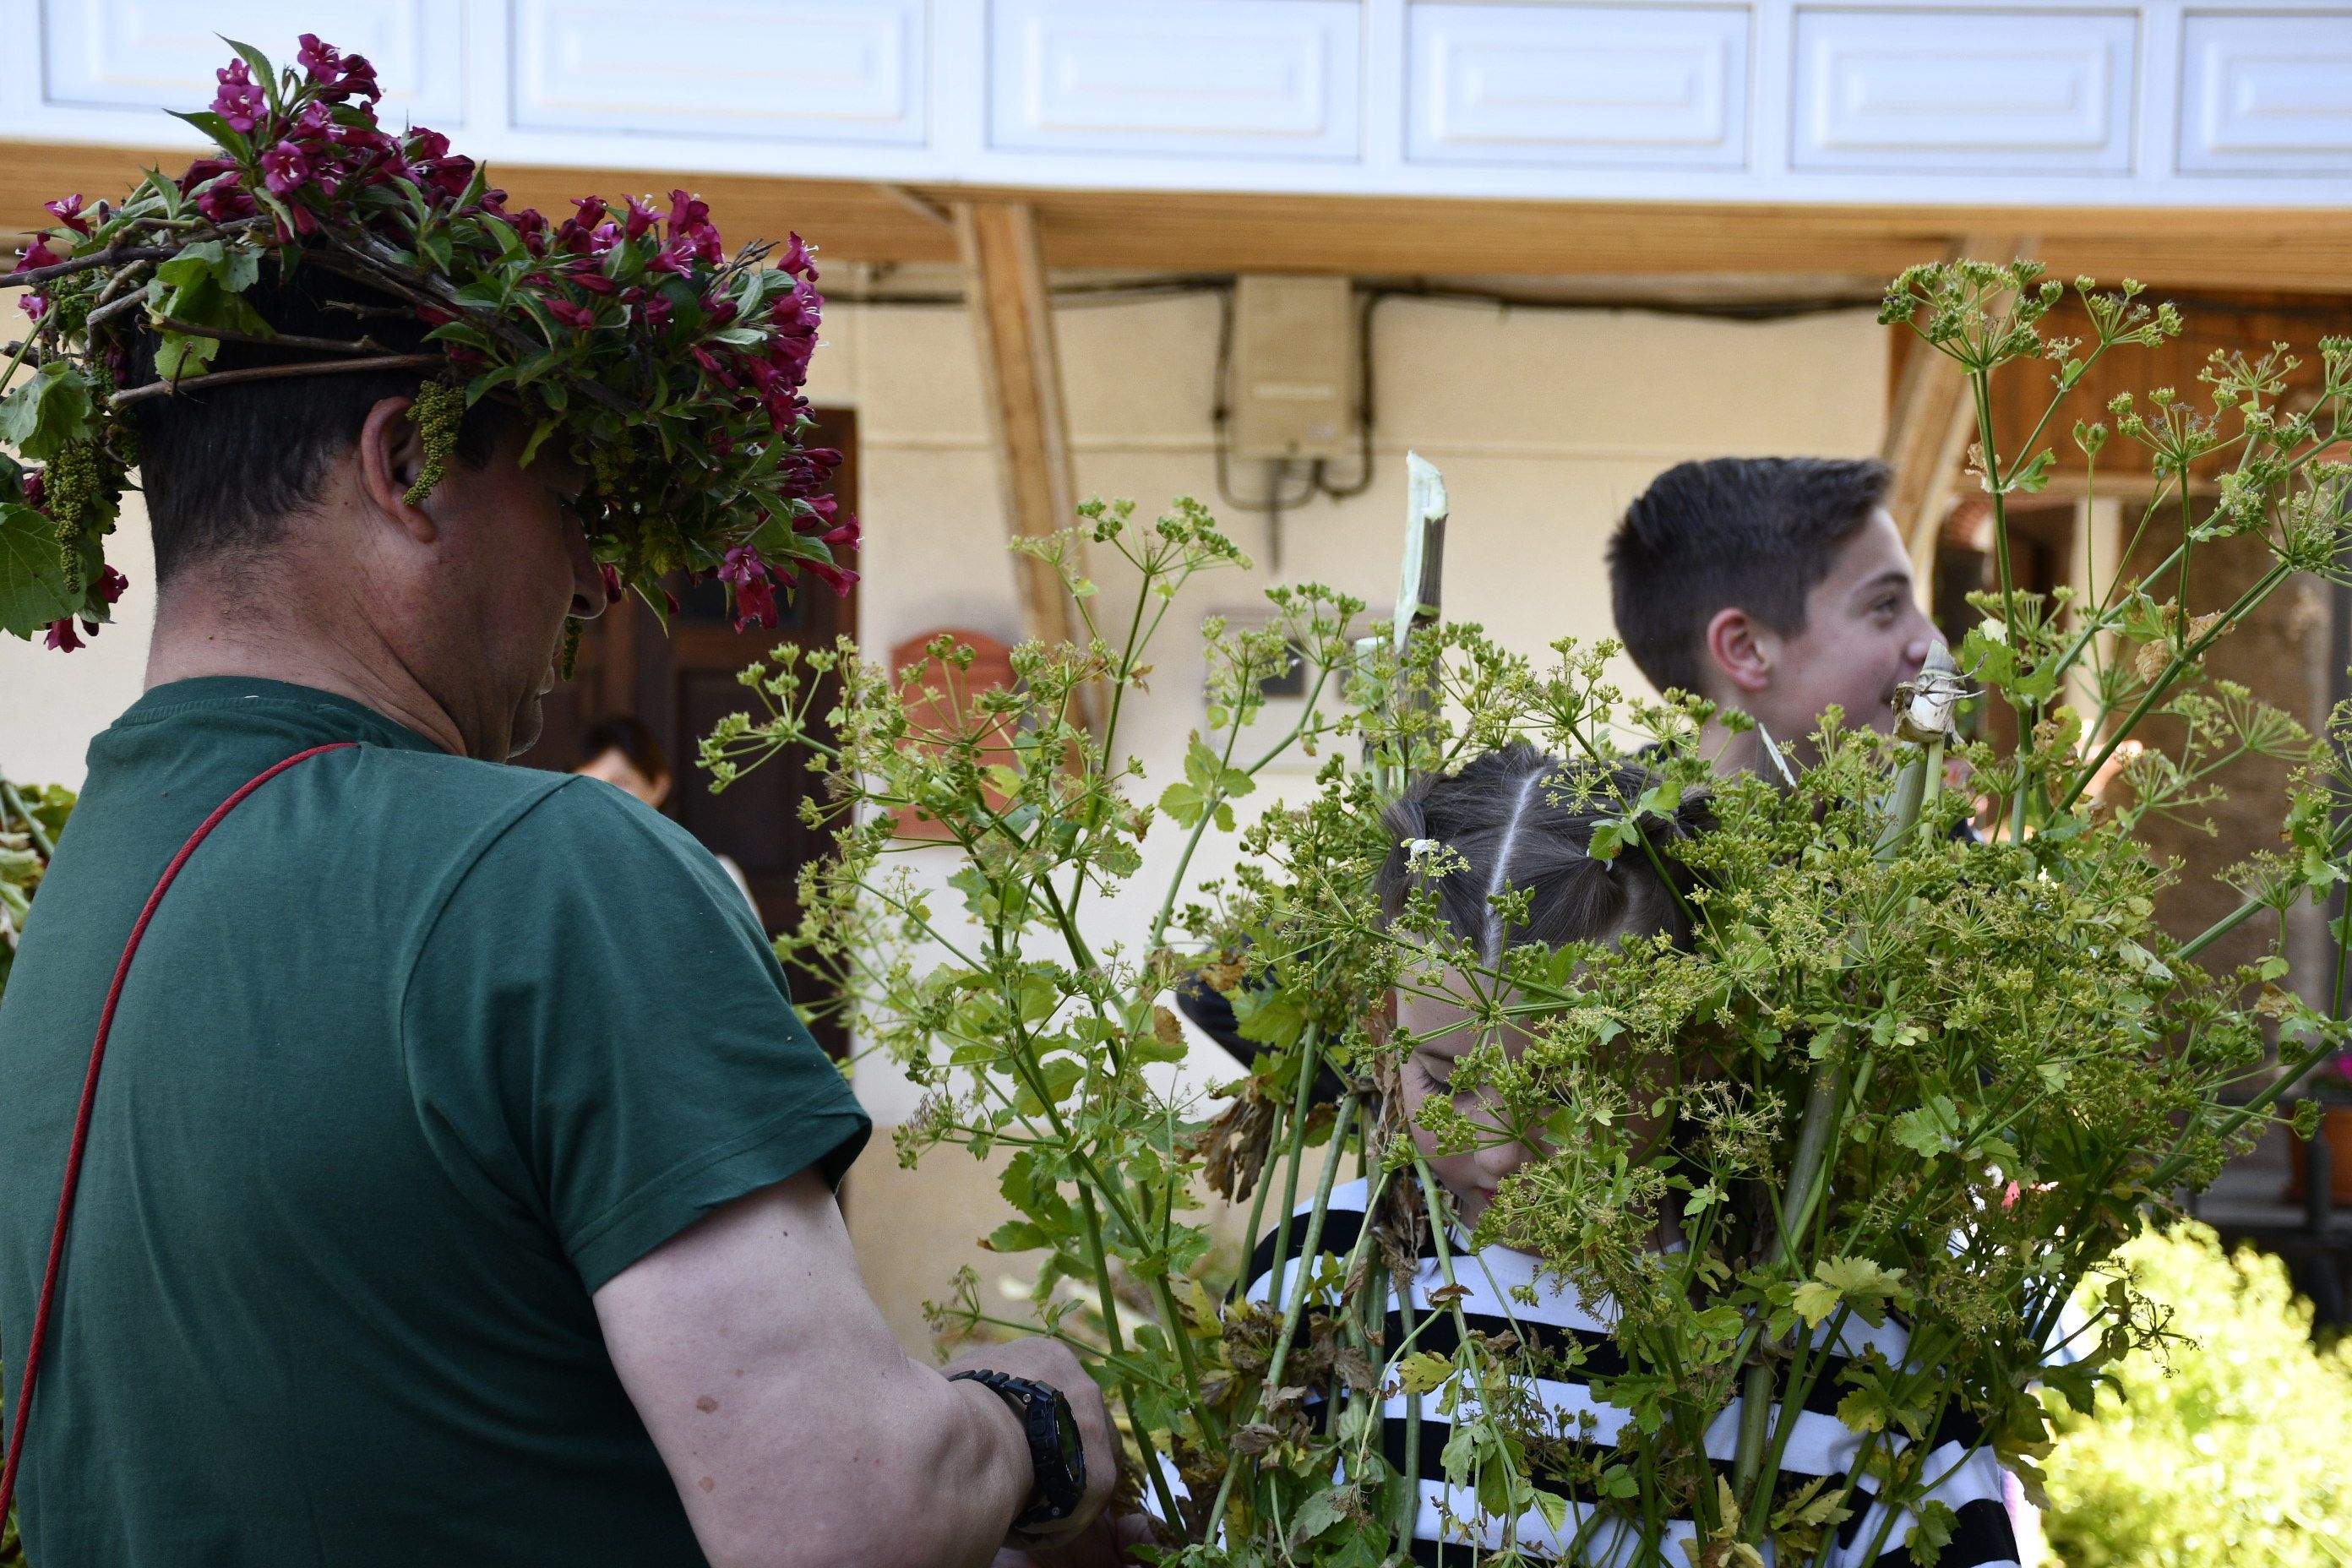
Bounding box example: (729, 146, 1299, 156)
(952, 199, 1102, 732)
(1884, 234, 2031, 591)
(8, 143, 2352, 294)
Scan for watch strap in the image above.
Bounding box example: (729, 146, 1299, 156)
(949, 1369, 1086, 1529)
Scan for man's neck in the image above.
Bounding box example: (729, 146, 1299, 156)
(145, 578, 469, 756)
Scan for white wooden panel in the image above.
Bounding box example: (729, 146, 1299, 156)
(2179, 10, 2352, 173)
(41, 0, 461, 122)
(991, 0, 1362, 160)
(1408, 2, 1749, 167)
(1791, 7, 2137, 173)
(512, 0, 924, 143)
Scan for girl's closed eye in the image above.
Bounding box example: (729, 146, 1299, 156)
(1413, 1050, 1455, 1092)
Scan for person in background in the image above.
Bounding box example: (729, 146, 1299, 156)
(574, 715, 759, 917)
(1606, 457, 1941, 782)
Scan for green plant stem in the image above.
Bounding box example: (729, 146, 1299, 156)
(1205, 1091, 1361, 1532)
(2179, 808, 2352, 961)
(2060, 557, 2295, 812)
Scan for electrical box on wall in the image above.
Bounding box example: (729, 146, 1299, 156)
(1227, 275, 1358, 461)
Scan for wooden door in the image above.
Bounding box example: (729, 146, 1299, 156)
(518, 408, 858, 1056)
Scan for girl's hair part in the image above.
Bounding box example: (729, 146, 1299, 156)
(1374, 742, 1707, 964)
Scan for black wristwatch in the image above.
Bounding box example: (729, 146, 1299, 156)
(950, 1369, 1086, 1531)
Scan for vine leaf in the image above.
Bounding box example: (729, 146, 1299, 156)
(0, 503, 76, 634)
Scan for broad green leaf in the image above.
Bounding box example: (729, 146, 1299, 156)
(0, 362, 95, 462)
(1396, 1351, 1452, 1395)
(0, 501, 75, 634)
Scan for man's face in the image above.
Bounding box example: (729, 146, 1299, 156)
(422, 429, 603, 758)
(1748, 508, 1937, 754)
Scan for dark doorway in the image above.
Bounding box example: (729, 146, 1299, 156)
(515, 407, 858, 1056)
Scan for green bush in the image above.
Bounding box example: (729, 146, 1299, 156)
(2044, 1221, 2352, 1566)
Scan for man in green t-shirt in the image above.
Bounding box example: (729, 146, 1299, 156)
(0, 106, 1130, 1568)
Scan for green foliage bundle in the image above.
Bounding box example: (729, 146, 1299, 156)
(2042, 1222, 2352, 1566)
(705, 264, 2352, 1565)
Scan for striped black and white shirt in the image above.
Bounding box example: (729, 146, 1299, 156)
(1240, 1179, 2023, 1568)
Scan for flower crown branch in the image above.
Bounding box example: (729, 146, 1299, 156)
(0, 31, 855, 651)
(109, 353, 444, 409)
(142, 319, 390, 356)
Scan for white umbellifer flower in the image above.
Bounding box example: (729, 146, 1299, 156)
(1404, 838, 1442, 861)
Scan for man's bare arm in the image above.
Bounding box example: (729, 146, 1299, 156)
(595, 1170, 1105, 1568)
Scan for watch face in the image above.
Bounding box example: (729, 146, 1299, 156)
(1052, 1388, 1084, 1474)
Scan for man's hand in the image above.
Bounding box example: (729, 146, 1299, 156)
(990, 1511, 1160, 1568)
(941, 1341, 1118, 1552)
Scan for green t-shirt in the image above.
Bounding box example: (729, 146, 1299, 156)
(0, 678, 869, 1565)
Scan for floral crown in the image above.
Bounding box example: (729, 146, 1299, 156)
(1, 33, 853, 657)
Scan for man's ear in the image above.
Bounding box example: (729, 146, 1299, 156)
(354, 395, 436, 542)
(1702, 606, 1772, 696)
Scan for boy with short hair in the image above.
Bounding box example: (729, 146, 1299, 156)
(1607, 458, 1941, 777)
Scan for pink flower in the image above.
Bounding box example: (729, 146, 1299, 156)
(406, 128, 452, 163)
(9, 236, 62, 278)
(718, 544, 779, 631)
(336, 53, 382, 103)
(211, 60, 267, 134)
(95, 565, 128, 604)
(260, 141, 313, 197)
(547, 297, 597, 331)
(566, 266, 618, 296)
(18, 293, 45, 322)
(640, 292, 672, 330)
(623, 195, 658, 241)
(600, 563, 623, 606)
(21, 471, 44, 509)
(803, 558, 858, 599)
(426, 155, 476, 202)
(177, 155, 237, 195)
(667, 188, 710, 234)
(666, 188, 723, 263)
(297, 33, 342, 80)
(701, 296, 738, 330)
(42, 195, 90, 236)
(569, 196, 607, 230)
(689, 344, 735, 387)
(647, 237, 695, 278)
(291, 100, 335, 144)
(777, 231, 818, 282)
(43, 617, 83, 652)
(193, 172, 257, 223)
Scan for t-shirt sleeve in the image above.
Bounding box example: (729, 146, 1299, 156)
(400, 777, 870, 1292)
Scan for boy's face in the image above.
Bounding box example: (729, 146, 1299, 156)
(1737, 508, 1937, 756)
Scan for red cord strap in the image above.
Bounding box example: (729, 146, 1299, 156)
(0, 741, 356, 1533)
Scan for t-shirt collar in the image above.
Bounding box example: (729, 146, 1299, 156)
(119, 676, 455, 756)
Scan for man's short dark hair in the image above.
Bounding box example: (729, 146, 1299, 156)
(127, 261, 514, 585)
(1606, 457, 1892, 698)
